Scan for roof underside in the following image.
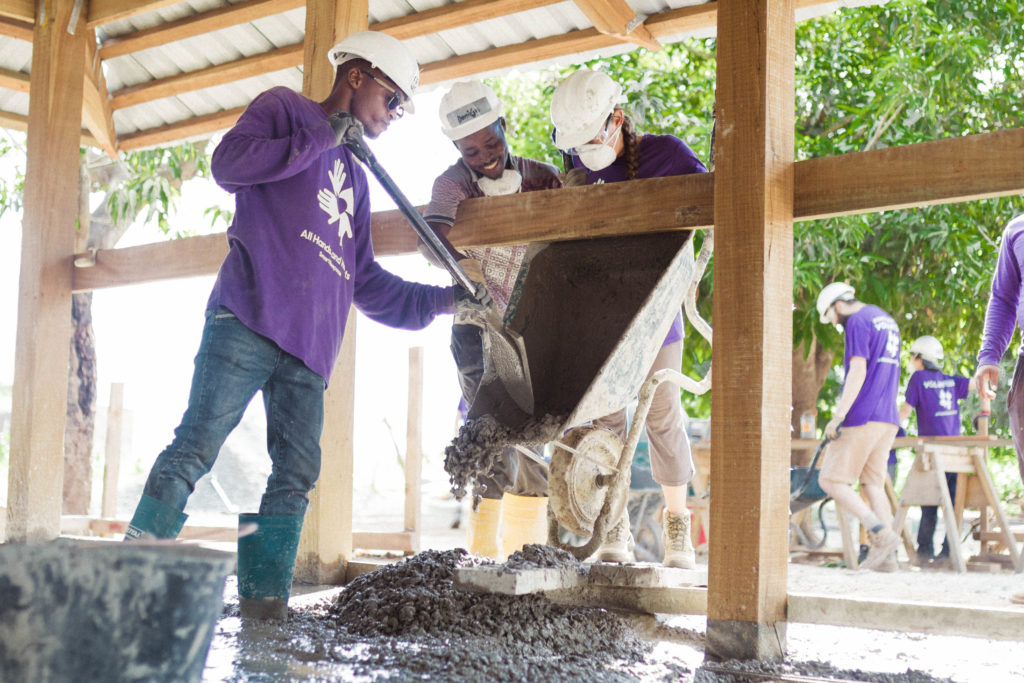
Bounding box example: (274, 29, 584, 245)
(0, 0, 886, 153)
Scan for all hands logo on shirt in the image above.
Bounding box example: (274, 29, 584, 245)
(301, 158, 353, 280)
(871, 315, 901, 364)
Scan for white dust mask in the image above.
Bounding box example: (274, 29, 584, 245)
(576, 124, 622, 171)
(476, 168, 522, 196)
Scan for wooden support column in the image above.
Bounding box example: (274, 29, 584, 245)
(7, 0, 87, 542)
(707, 0, 794, 660)
(405, 347, 423, 551)
(293, 0, 368, 584)
(101, 383, 124, 519)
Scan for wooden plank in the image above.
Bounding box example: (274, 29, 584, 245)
(373, 0, 561, 40)
(100, 383, 124, 520)
(8, 0, 87, 542)
(795, 128, 1024, 220)
(294, 3, 367, 586)
(570, 0, 661, 50)
(0, 65, 30, 93)
(98, 0, 305, 60)
(0, 0, 33, 23)
(788, 593, 1024, 642)
(86, 0, 181, 28)
(404, 347, 423, 550)
(706, 0, 794, 661)
(109, 43, 303, 110)
(0, 109, 100, 148)
(82, 34, 118, 158)
(72, 233, 228, 292)
(117, 106, 245, 152)
(0, 13, 32, 40)
(351, 531, 416, 553)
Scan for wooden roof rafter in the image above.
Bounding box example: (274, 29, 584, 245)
(570, 0, 661, 51)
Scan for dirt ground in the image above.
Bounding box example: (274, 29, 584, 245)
(194, 486, 1024, 683)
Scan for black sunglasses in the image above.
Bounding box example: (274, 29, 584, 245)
(361, 70, 405, 117)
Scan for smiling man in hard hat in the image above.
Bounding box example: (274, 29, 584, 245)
(816, 282, 903, 571)
(123, 31, 456, 620)
(898, 335, 978, 566)
(423, 79, 562, 560)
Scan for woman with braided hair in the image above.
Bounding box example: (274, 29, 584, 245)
(550, 68, 709, 568)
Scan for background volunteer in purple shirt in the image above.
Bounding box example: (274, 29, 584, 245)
(424, 80, 562, 561)
(123, 31, 455, 620)
(899, 335, 977, 565)
(549, 68, 707, 569)
(975, 213, 1024, 605)
(816, 282, 903, 571)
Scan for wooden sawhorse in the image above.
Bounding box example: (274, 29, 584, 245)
(893, 437, 1022, 573)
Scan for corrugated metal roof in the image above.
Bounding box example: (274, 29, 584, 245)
(0, 0, 891, 150)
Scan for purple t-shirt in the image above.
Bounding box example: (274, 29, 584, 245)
(978, 213, 1024, 366)
(573, 134, 708, 346)
(842, 304, 901, 427)
(209, 86, 454, 382)
(905, 369, 970, 436)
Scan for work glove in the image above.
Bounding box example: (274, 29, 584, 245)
(453, 282, 493, 327)
(560, 167, 588, 187)
(327, 112, 364, 148)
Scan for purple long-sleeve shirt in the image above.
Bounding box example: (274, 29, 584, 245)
(209, 86, 454, 382)
(978, 214, 1024, 367)
(572, 134, 708, 347)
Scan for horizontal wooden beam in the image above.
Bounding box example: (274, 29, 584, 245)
(117, 106, 246, 151)
(788, 592, 1024, 641)
(0, 0, 32, 23)
(73, 127, 1024, 292)
(0, 65, 29, 93)
(0, 108, 100, 149)
(571, 0, 661, 51)
(373, 0, 562, 40)
(795, 127, 1024, 220)
(98, 0, 305, 60)
(110, 43, 303, 110)
(0, 13, 32, 40)
(86, 0, 181, 28)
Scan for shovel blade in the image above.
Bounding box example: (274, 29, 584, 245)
(480, 313, 533, 416)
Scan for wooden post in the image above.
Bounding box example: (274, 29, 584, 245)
(7, 0, 87, 542)
(405, 347, 423, 551)
(101, 382, 124, 519)
(292, 0, 368, 584)
(707, 0, 794, 661)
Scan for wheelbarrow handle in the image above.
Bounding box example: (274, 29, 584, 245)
(336, 113, 480, 297)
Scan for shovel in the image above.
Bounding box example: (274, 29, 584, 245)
(334, 112, 534, 415)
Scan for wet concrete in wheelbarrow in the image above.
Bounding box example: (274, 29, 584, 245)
(202, 547, 957, 682)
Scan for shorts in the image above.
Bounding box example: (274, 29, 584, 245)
(819, 421, 898, 488)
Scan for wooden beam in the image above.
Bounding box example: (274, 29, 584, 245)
(570, 0, 661, 50)
(8, 0, 87, 543)
(117, 106, 245, 151)
(795, 127, 1024, 219)
(293, 0, 368, 587)
(98, 0, 305, 60)
(0, 65, 30, 93)
(0, 0, 32, 23)
(82, 33, 118, 157)
(0, 109, 100, 148)
(707, 0, 794, 661)
(86, 0, 180, 28)
(71, 233, 228, 292)
(645, 3, 717, 37)
(405, 347, 423, 550)
(0, 13, 32, 40)
(372, 0, 561, 40)
(109, 43, 302, 110)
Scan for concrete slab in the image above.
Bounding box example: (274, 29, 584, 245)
(455, 562, 707, 596)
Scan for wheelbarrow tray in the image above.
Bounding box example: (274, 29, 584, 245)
(790, 466, 829, 513)
(468, 230, 695, 440)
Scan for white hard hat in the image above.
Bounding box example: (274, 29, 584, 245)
(328, 31, 419, 113)
(816, 282, 856, 323)
(439, 80, 503, 140)
(909, 335, 944, 365)
(550, 69, 623, 151)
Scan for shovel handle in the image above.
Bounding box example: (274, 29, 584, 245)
(337, 115, 480, 296)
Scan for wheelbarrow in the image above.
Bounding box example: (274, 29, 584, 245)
(457, 231, 715, 560)
(789, 434, 833, 550)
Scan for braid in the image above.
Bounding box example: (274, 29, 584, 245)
(621, 114, 640, 180)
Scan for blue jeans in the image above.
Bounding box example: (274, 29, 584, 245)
(142, 308, 326, 517)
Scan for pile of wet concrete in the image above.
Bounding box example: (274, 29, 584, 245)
(327, 547, 656, 681)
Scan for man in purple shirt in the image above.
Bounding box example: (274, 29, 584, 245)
(975, 213, 1024, 604)
(123, 31, 455, 620)
(816, 282, 902, 571)
(899, 335, 976, 565)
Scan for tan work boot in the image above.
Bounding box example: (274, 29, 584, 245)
(595, 512, 635, 563)
(662, 509, 697, 569)
(466, 497, 503, 560)
(500, 493, 549, 556)
(861, 526, 901, 571)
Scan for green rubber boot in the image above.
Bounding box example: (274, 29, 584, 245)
(237, 513, 304, 620)
(124, 494, 188, 540)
